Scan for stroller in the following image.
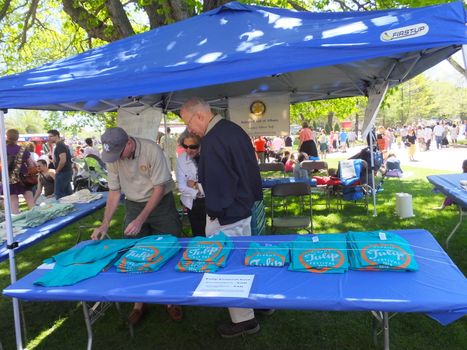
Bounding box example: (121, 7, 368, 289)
(73, 154, 109, 192)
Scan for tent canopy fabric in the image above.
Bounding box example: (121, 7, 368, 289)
(0, 1, 465, 113)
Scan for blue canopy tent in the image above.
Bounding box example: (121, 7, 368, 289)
(0, 2, 466, 348)
(0, 1, 465, 112)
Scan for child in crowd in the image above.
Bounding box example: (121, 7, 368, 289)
(280, 151, 290, 165)
(385, 153, 403, 177)
(318, 131, 328, 159)
(284, 153, 295, 173)
(293, 152, 309, 179)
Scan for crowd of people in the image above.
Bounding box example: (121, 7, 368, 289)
(370, 121, 466, 162)
(252, 119, 466, 175)
(252, 124, 359, 166)
(1, 129, 78, 213)
(0, 128, 111, 213)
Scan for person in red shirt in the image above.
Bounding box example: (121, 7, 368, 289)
(298, 122, 318, 157)
(254, 136, 266, 164)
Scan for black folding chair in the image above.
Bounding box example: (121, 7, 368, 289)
(271, 182, 313, 233)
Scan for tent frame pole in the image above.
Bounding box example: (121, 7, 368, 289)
(161, 93, 173, 171)
(368, 129, 377, 216)
(462, 45, 467, 78)
(0, 110, 24, 350)
(362, 82, 389, 217)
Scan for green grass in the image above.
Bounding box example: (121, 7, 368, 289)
(1, 165, 466, 350)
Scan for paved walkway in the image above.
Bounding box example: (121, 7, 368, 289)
(326, 143, 466, 173)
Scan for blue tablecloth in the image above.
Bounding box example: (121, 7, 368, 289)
(427, 174, 467, 208)
(262, 177, 317, 188)
(3, 229, 466, 326)
(0, 193, 108, 263)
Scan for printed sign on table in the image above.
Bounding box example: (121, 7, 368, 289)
(193, 273, 255, 298)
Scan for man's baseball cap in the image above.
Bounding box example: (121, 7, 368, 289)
(101, 127, 129, 163)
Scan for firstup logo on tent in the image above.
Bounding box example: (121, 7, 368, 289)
(380, 23, 428, 42)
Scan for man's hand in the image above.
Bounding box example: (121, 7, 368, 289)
(91, 224, 108, 240)
(124, 218, 143, 237)
(187, 180, 198, 189)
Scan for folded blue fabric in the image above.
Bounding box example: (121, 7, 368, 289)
(34, 239, 137, 287)
(115, 235, 180, 273)
(289, 234, 348, 273)
(245, 242, 290, 267)
(176, 231, 233, 272)
(347, 231, 418, 271)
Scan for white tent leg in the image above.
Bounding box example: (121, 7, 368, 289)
(462, 45, 467, 78)
(361, 81, 389, 217)
(0, 110, 24, 349)
(368, 131, 377, 217)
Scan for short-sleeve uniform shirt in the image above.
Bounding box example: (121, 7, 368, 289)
(107, 137, 173, 202)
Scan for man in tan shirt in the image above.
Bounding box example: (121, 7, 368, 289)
(91, 127, 182, 325)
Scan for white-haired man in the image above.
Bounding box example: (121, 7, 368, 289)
(180, 97, 267, 338)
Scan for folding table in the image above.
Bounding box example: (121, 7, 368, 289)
(3, 229, 466, 350)
(427, 174, 467, 247)
(0, 193, 108, 262)
(261, 177, 316, 189)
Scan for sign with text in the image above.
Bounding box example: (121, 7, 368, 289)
(228, 93, 290, 137)
(193, 273, 255, 298)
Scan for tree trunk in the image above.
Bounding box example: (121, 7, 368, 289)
(169, 0, 191, 21)
(143, 2, 167, 29)
(0, 0, 11, 21)
(105, 0, 135, 38)
(327, 111, 334, 128)
(355, 113, 359, 138)
(203, 0, 231, 12)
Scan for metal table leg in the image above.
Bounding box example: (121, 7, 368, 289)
(445, 205, 466, 249)
(82, 301, 129, 350)
(82, 302, 93, 350)
(371, 311, 397, 350)
(383, 312, 389, 350)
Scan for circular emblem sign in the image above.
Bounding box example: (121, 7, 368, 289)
(250, 100, 266, 117)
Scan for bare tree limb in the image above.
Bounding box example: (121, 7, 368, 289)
(0, 0, 12, 21)
(62, 0, 122, 42)
(333, 0, 353, 11)
(18, 0, 39, 49)
(63, 28, 79, 52)
(350, 0, 375, 11)
(10, 3, 28, 13)
(287, 0, 309, 12)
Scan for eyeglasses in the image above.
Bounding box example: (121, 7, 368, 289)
(181, 143, 199, 150)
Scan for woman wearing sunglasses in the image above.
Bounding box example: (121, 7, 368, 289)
(176, 130, 206, 236)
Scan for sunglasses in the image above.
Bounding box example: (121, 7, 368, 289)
(181, 143, 200, 150)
